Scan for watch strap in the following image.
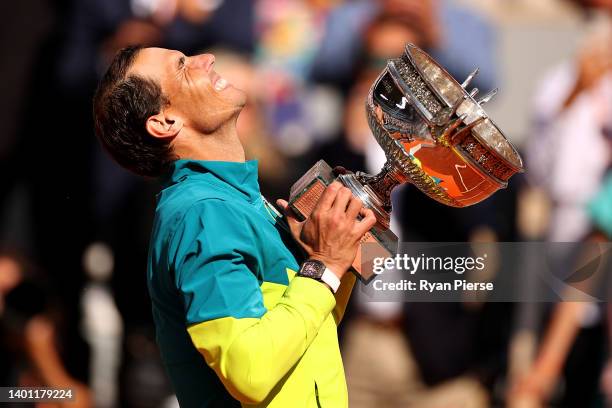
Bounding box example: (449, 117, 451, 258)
(320, 268, 341, 293)
(298, 260, 341, 293)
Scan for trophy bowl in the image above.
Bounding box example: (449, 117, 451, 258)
(288, 43, 524, 282)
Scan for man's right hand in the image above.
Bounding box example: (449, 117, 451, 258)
(276, 182, 377, 279)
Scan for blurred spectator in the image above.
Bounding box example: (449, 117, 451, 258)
(508, 173, 612, 408)
(312, 0, 497, 92)
(0, 249, 92, 408)
(600, 176, 612, 406)
(254, 0, 344, 156)
(81, 242, 123, 408)
(525, 14, 611, 241)
(510, 8, 611, 404)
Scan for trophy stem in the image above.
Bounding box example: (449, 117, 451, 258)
(357, 161, 407, 213)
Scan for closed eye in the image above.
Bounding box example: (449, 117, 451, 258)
(177, 56, 186, 71)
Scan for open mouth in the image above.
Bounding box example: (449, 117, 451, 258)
(212, 71, 229, 91)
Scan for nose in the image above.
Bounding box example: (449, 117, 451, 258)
(193, 53, 215, 72)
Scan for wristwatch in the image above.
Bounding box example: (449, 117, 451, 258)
(298, 259, 341, 293)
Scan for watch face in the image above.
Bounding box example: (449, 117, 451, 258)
(300, 260, 325, 279)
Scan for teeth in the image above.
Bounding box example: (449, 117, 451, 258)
(214, 78, 227, 91)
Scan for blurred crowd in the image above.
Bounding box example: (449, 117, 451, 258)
(0, 0, 611, 407)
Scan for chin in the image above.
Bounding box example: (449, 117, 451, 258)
(231, 87, 248, 108)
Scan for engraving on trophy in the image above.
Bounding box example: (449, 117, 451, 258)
(289, 43, 524, 283)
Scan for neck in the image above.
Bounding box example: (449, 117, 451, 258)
(173, 118, 245, 163)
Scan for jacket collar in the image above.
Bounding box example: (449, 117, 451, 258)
(164, 159, 261, 203)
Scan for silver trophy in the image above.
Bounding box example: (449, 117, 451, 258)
(289, 44, 524, 282)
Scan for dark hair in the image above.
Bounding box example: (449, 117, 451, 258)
(93, 46, 175, 177)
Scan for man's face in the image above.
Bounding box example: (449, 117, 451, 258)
(129, 47, 247, 134)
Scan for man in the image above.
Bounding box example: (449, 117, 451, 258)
(92, 45, 376, 407)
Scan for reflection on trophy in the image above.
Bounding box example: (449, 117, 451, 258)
(288, 43, 524, 282)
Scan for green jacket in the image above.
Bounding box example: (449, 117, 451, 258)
(588, 173, 612, 239)
(147, 159, 353, 407)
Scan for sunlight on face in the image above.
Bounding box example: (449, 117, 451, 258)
(129, 47, 247, 134)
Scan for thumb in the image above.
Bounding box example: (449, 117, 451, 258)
(276, 199, 304, 228)
(276, 198, 297, 219)
(276, 199, 289, 211)
(276, 199, 311, 253)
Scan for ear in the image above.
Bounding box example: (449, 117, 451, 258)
(145, 111, 184, 140)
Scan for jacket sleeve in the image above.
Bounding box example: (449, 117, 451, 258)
(170, 200, 336, 404)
